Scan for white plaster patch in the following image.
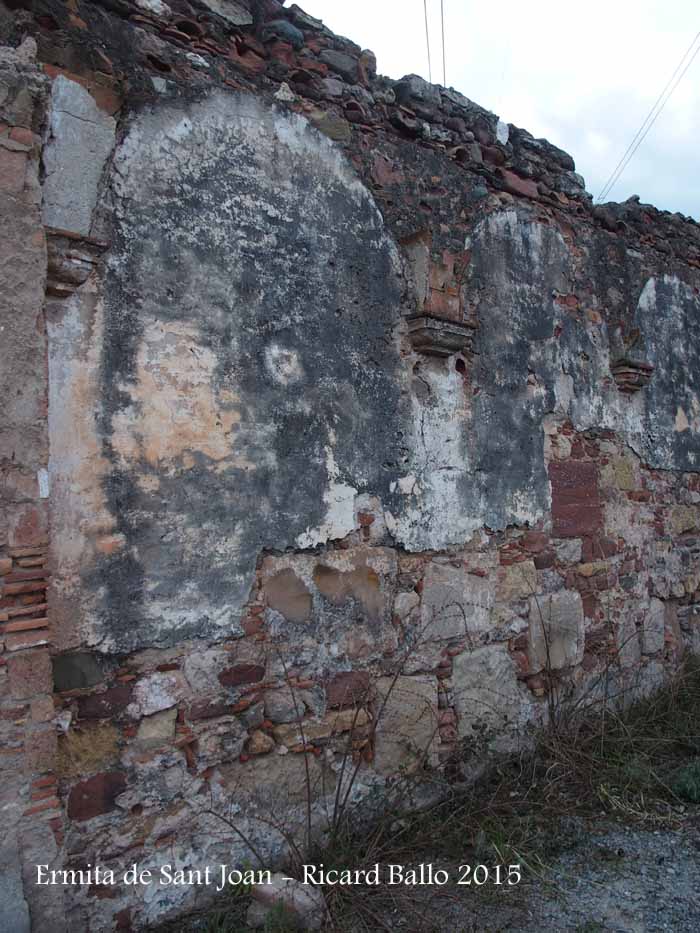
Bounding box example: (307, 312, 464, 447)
(128, 671, 188, 717)
(296, 443, 357, 548)
(496, 119, 509, 145)
(264, 343, 304, 386)
(37, 467, 49, 499)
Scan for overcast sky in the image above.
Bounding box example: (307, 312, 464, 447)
(297, 0, 700, 219)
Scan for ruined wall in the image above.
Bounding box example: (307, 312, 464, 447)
(2, 0, 700, 929)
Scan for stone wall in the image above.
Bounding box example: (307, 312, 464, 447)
(1, 0, 700, 929)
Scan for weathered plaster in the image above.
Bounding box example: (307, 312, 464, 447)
(83, 90, 406, 650)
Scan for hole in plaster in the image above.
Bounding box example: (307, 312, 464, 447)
(174, 19, 203, 37)
(37, 13, 60, 29)
(147, 55, 172, 73)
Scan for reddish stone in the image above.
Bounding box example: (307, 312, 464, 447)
(241, 616, 264, 636)
(0, 148, 27, 194)
(115, 908, 132, 931)
(8, 503, 48, 548)
(188, 699, 232, 721)
(549, 460, 602, 538)
(439, 725, 458, 743)
(42, 65, 121, 115)
(78, 684, 132, 719)
(229, 45, 267, 75)
(511, 650, 530, 677)
(581, 593, 598, 618)
(9, 126, 34, 147)
(326, 671, 371, 709)
(585, 626, 608, 650)
(521, 531, 549, 553)
(497, 168, 539, 199)
(305, 38, 327, 54)
(267, 40, 296, 67)
(372, 155, 404, 188)
(218, 664, 265, 688)
(482, 146, 506, 166)
(534, 550, 556, 569)
(627, 490, 651, 502)
(67, 771, 126, 821)
(298, 58, 328, 76)
(7, 649, 52, 700)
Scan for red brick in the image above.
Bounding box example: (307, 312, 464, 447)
(24, 797, 61, 816)
(3, 568, 49, 583)
(67, 771, 126, 821)
(267, 40, 296, 67)
(4, 616, 49, 633)
(326, 671, 371, 709)
(6, 629, 49, 651)
(32, 774, 57, 788)
(2, 580, 48, 596)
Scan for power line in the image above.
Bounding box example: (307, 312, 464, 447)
(597, 30, 700, 202)
(441, 0, 446, 86)
(423, 0, 432, 82)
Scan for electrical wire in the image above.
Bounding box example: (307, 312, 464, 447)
(441, 0, 446, 86)
(423, 0, 432, 82)
(597, 30, 700, 202)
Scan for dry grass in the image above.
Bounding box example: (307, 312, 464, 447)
(155, 656, 700, 932)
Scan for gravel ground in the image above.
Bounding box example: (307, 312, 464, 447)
(431, 814, 700, 932)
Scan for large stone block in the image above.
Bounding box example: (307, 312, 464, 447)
(549, 460, 602, 538)
(67, 770, 126, 821)
(496, 560, 537, 603)
(528, 590, 584, 670)
(42, 76, 116, 235)
(453, 645, 527, 739)
(642, 597, 666, 654)
(420, 562, 494, 643)
(373, 675, 438, 775)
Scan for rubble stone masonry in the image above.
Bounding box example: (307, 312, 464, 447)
(1, 0, 700, 929)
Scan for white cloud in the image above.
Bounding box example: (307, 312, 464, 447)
(296, 0, 700, 217)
